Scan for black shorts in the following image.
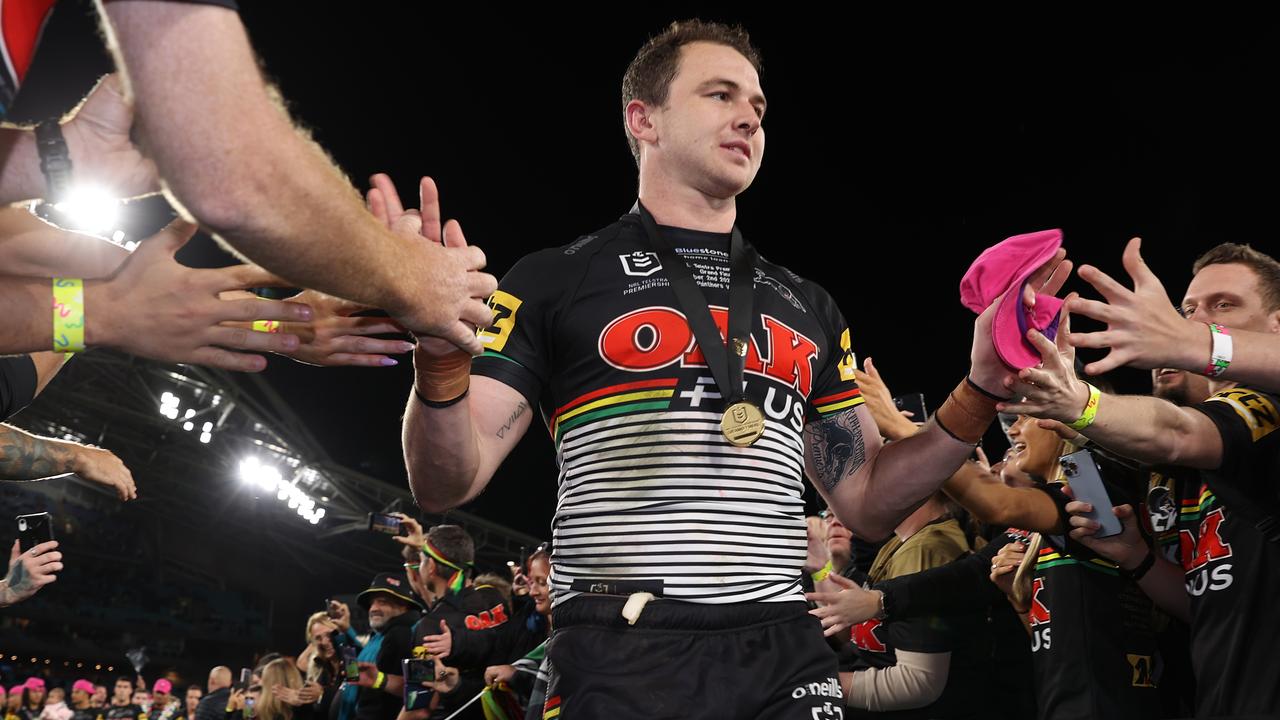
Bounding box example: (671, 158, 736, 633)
(544, 596, 843, 719)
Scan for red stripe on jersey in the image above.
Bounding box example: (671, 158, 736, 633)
(553, 377, 678, 416)
(811, 387, 861, 406)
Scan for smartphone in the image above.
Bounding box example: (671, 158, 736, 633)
(342, 645, 360, 682)
(892, 392, 928, 421)
(324, 598, 342, 620)
(367, 513, 405, 536)
(16, 513, 55, 553)
(1059, 449, 1123, 538)
(402, 659, 435, 710)
(243, 696, 255, 720)
(234, 668, 252, 692)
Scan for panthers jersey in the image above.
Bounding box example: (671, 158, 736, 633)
(472, 212, 862, 606)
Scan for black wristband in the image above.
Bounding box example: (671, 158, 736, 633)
(966, 376, 1011, 402)
(1127, 550, 1157, 582)
(413, 386, 468, 409)
(35, 119, 73, 202)
(933, 413, 978, 447)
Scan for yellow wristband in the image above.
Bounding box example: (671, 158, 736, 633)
(52, 278, 85, 353)
(252, 320, 282, 333)
(373, 671, 386, 690)
(1067, 382, 1101, 431)
(811, 560, 834, 583)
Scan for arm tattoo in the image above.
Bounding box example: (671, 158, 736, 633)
(804, 408, 868, 492)
(496, 401, 529, 440)
(0, 424, 77, 481)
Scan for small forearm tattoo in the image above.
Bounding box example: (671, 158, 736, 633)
(805, 408, 867, 492)
(496, 401, 529, 440)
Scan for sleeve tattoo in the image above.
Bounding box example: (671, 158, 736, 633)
(804, 408, 868, 492)
(0, 424, 77, 481)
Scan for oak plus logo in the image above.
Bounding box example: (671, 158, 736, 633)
(1180, 507, 1234, 596)
(619, 251, 663, 277)
(1028, 577, 1051, 652)
(850, 618, 888, 653)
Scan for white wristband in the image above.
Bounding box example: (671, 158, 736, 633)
(1205, 323, 1232, 378)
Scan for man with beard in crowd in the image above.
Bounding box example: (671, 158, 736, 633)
(348, 574, 421, 720)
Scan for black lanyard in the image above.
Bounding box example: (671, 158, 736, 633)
(634, 202, 755, 406)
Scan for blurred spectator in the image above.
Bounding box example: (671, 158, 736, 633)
(483, 549, 554, 720)
(146, 681, 179, 720)
(38, 689, 70, 720)
(472, 574, 511, 605)
(294, 612, 340, 720)
(24, 680, 45, 716)
(191, 668, 229, 720)
(5, 685, 23, 720)
(101, 677, 144, 720)
(255, 659, 309, 720)
(179, 688, 200, 720)
(66, 683, 94, 720)
(126, 694, 147, 716)
(89, 689, 106, 712)
(347, 574, 420, 720)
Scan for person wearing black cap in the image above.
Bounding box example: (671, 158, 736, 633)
(349, 573, 421, 720)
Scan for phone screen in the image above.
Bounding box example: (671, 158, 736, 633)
(342, 646, 360, 682)
(367, 513, 403, 535)
(402, 659, 435, 710)
(1060, 449, 1123, 538)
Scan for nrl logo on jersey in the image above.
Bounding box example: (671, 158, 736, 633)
(619, 251, 663, 277)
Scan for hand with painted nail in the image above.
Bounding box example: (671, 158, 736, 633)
(237, 289, 413, 368)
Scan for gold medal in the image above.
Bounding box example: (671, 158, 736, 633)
(721, 401, 765, 447)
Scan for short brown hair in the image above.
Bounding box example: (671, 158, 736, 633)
(1192, 243, 1280, 312)
(621, 20, 761, 165)
(425, 525, 474, 579)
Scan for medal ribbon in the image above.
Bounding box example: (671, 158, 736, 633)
(634, 201, 755, 407)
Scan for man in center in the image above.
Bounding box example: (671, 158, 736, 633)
(399, 20, 1037, 718)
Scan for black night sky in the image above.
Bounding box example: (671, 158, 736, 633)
(18, 5, 1277, 542)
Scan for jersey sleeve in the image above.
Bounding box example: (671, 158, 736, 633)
(804, 291, 862, 422)
(1194, 387, 1280, 487)
(0, 354, 38, 421)
(471, 249, 569, 408)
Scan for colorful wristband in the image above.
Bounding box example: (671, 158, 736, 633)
(252, 320, 282, 334)
(811, 560, 834, 583)
(373, 671, 386, 690)
(52, 278, 86, 353)
(1067, 382, 1101, 431)
(1204, 323, 1232, 378)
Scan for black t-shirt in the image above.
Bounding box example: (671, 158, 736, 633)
(99, 704, 146, 720)
(1142, 467, 1198, 718)
(1028, 482, 1160, 720)
(471, 212, 861, 607)
(1182, 387, 1280, 717)
(356, 609, 419, 720)
(410, 584, 511, 720)
(0, 355, 38, 421)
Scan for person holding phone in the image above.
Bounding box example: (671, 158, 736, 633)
(0, 537, 60, 607)
(850, 356, 1171, 719)
(1009, 243, 1280, 718)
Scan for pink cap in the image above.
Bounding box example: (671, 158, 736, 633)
(152, 679, 172, 695)
(72, 681, 95, 695)
(960, 229, 1065, 370)
(9, 686, 24, 695)
(25, 678, 45, 690)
